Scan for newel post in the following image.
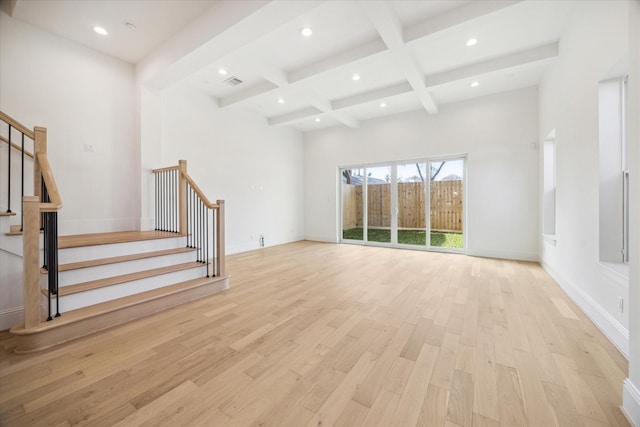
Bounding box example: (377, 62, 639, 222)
(216, 199, 225, 276)
(23, 196, 41, 328)
(178, 160, 188, 235)
(33, 127, 47, 200)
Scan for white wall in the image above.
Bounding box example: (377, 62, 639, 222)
(538, 1, 630, 356)
(159, 82, 304, 254)
(0, 11, 139, 235)
(624, 0, 639, 424)
(304, 87, 539, 262)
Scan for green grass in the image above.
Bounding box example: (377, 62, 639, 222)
(342, 228, 463, 249)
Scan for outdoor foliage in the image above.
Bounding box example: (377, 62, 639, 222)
(342, 228, 463, 249)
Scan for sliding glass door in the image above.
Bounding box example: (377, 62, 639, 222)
(429, 158, 464, 250)
(366, 165, 391, 243)
(397, 163, 427, 246)
(340, 157, 465, 253)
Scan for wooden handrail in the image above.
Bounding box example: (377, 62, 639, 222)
(180, 172, 219, 209)
(0, 111, 35, 140)
(151, 165, 180, 173)
(0, 135, 35, 158)
(37, 153, 63, 210)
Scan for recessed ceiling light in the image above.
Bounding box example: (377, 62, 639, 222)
(470, 81, 479, 87)
(352, 74, 360, 81)
(277, 98, 284, 104)
(466, 38, 478, 46)
(93, 26, 108, 36)
(300, 27, 313, 37)
(315, 117, 321, 122)
(380, 102, 387, 108)
(218, 68, 228, 76)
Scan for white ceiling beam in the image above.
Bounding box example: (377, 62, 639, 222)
(332, 81, 412, 110)
(269, 38, 556, 127)
(139, 0, 324, 88)
(219, 80, 278, 108)
(268, 107, 322, 126)
(220, 37, 388, 108)
(359, 1, 403, 49)
(237, 52, 289, 87)
(330, 112, 360, 129)
(404, 0, 523, 43)
(303, 92, 360, 129)
(360, 1, 439, 114)
(424, 42, 559, 87)
(288, 38, 388, 83)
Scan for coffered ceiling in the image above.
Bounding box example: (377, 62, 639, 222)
(8, 0, 580, 132)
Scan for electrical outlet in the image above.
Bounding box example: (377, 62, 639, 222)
(259, 234, 265, 248)
(618, 297, 624, 314)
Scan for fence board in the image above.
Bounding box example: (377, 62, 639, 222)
(342, 181, 462, 232)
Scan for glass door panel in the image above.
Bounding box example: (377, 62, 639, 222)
(341, 168, 364, 241)
(396, 163, 427, 246)
(366, 165, 391, 243)
(429, 159, 464, 250)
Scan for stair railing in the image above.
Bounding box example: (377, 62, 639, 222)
(152, 160, 225, 278)
(1, 111, 62, 328)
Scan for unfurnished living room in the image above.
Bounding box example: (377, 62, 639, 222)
(0, 0, 639, 426)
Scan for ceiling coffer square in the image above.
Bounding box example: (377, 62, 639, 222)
(224, 76, 243, 86)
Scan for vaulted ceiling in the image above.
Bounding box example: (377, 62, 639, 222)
(8, 0, 579, 132)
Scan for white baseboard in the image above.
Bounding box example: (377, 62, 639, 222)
(541, 261, 629, 358)
(303, 235, 337, 243)
(0, 306, 23, 331)
(467, 248, 539, 262)
(623, 379, 640, 427)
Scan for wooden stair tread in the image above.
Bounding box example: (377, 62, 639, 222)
(0, 212, 16, 216)
(11, 275, 229, 335)
(58, 230, 185, 249)
(58, 247, 197, 272)
(53, 262, 207, 296)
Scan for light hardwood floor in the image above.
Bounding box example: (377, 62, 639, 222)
(0, 241, 630, 427)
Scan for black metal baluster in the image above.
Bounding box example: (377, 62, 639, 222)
(20, 133, 24, 231)
(206, 207, 210, 276)
(200, 200, 204, 263)
(54, 211, 60, 317)
(6, 125, 11, 213)
(46, 213, 52, 321)
(173, 170, 177, 232)
(212, 209, 216, 276)
(154, 172, 158, 230)
(42, 179, 47, 269)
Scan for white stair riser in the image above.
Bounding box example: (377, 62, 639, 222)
(52, 265, 208, 312)
(57, 251, 198, 286)
(58, 236, 188, 264)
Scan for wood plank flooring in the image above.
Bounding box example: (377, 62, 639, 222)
(0, 241, 630, 427)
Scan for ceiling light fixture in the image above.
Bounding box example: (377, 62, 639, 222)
(93, 26, 108, 36)
(315, 117, 321, 122)
(277, 98, 284, 104)
(380, 102, 387, 108)
(352, 74, 360, 81)
(218, 68, 228, 76)
(300, 27, 313, 37)
(470, 81, 479, 87)
(466, 38, 478, 46)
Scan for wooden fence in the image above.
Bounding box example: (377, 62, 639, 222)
(342, 180, 463, 232)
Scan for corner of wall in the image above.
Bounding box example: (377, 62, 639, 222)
(623, 378, 640, 427)
(541, 261, 629, 358)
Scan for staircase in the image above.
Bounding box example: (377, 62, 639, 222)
(0, 112, 229, 353)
